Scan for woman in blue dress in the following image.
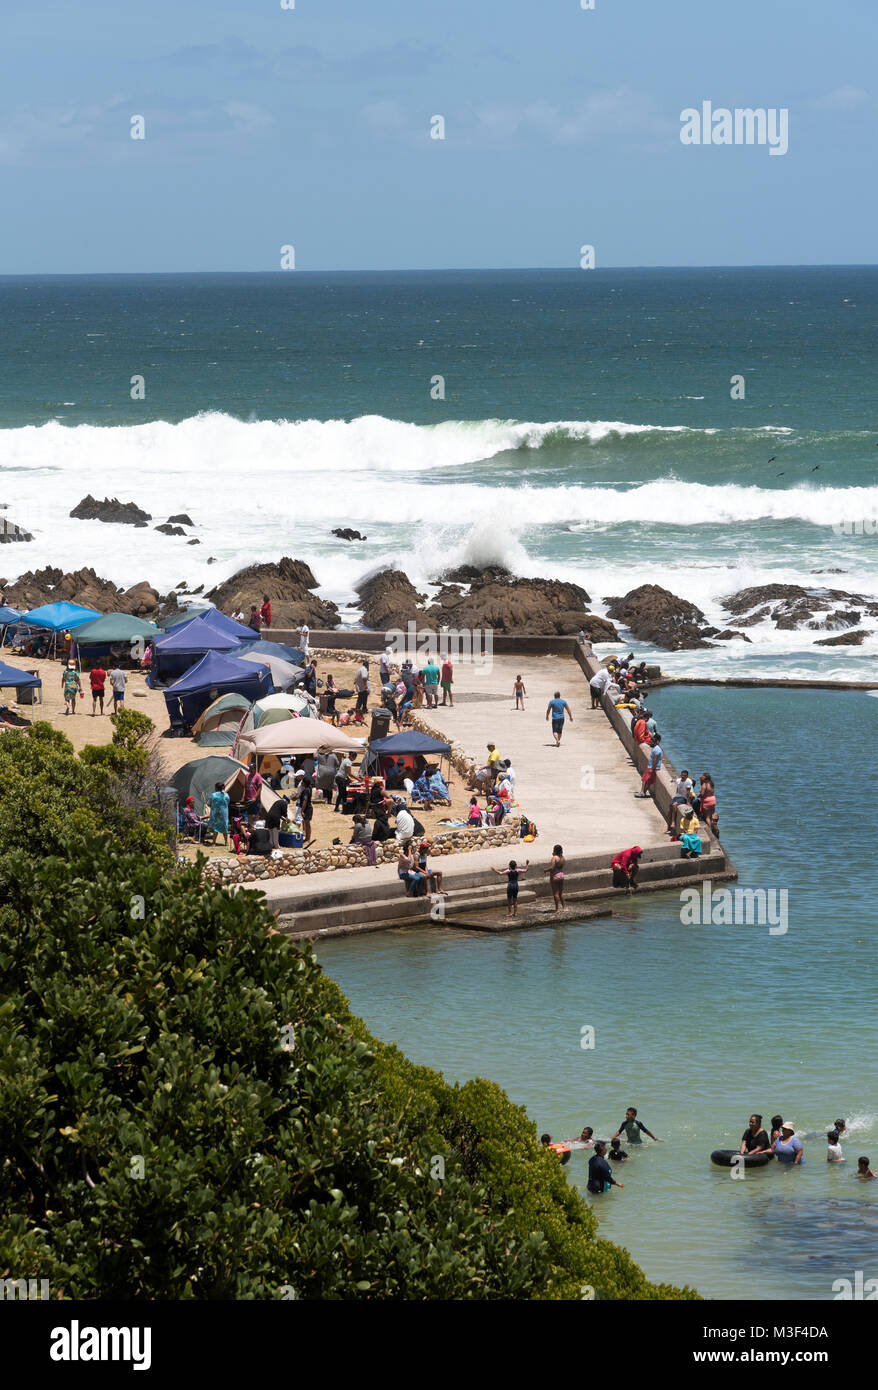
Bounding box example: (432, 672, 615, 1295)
(208, 781, 230, 847)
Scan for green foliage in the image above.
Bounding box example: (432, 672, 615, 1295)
(0, 717, 697, 1300)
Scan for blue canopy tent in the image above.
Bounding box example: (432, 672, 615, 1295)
(150, 616, 243, 686)
(0, 657, 43, 714)
(157, 604, 210, 631)
(163, 650, 273, 728)
(165, 607, 254, 642)
(18, 601, 101, 658)
(364, 730, 452, 783)
(0, 605, 23, 648)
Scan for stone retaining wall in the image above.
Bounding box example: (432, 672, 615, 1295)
(202, 820, 521, 886)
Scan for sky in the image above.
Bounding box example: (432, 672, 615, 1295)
(0, 0, 875, 272)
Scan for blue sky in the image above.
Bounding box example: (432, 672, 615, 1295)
(1, 0, 875, 272)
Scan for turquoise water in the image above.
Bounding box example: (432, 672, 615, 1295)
(317, 686, 878, 1301)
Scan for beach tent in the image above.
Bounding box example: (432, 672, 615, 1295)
(169, 607, 255, 642)
(150, 616, 243, 684)
(166, 754, 278, 818)
(73, 613, 160, 645)
(0, 659, 41, 691)
(235, 719, 363, 760)
(157, 604, 210, 631)
(364, 729, 451, 781)
(192, 692, 252, 747)
(163, 650, 272, 726)
(236, 649, 303, 691)
(0, 605, 23, 624)
(231, 639, 306, 667)
(236, 691, 317, 739)
(21, 601, 100, 631)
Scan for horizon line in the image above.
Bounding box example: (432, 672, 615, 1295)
(0, 262, 876, 279)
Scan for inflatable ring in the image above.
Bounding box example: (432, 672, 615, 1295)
(549, 1143, 571, 1165)
(710, 1148, 773, 1168)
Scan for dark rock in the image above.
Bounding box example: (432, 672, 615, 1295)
(723, 583, 868, 631)
(206, 556, 338, 628)
(206, 557, 217, 564)
(814, 629, 870, 647)
(0, 566, 159, 616)
(187, 539, 201, 546)
(168, 514, 195, 526)
(807, 610, 861, 631)
(812, 568, 846, 574)
(734, 606, 772, 627)
(713, 630, 752, 642)
(332, 527, 367, 542)
(426, 574, 595, 636)
(438, 564, 515, 585)
(578, 615, 621, 642)
(356, 569, 427, 631)
(155, 523, 186, 536)
(604, 584, 712, 650)
(191, 584, 204, 595)
(70, 494, 151, 525)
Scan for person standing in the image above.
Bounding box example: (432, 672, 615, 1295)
(354, 659, 370, 714)
(89, 662, 107, 716)
(513, 674, 526, 710)
(772, 1122, 805, 1165)
(612, 1107, 661, 1145)
(208, 781, 230, 847)
(379, 650, 391, 685)
(421, 654, 441, 708)
(61, 661, 82, 715)
(298, 622, 310, 658)
(493, 858, 529, 918)
(334, 753, 353, 811)
(547, 845, 566, 913)
(260, 594, 272, 628)
(545, 691, 572, 746)
(587, 1142, 624, 1195)
(296, 775, 314, 847)
(635, 736, 662, 797)
(589, 666, 612, 709)
(440, 655, 454, 706)
(109, 665, 127, 712)
(244, 758, 263, 824)
(248, 605, 262, 633)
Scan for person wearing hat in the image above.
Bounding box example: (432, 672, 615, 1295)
(61, 661, 82, 715)
(772, 1122, 804, 1164)
(394, 800, 415, 845)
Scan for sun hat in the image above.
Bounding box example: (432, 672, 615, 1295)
(781, 1122, 796, 1134)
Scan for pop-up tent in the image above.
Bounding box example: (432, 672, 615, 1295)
(0, 659, 41, 691)
(0, 606, 23, 645)
(150, 616, 243, 684)
(231, 639, 306, 667)
(192, 692, 252, 747)
(157, 604, 210, 631)
(363, 729, 451, 781)
(73, 613, 159, 646)
(236, 649, 303, 691)
(235, 719, 363, 760)
(163, 650, 272, 726)
(21, 601, 100, 630)
(171, 607, 254, 641)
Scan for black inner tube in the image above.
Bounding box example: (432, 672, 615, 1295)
(711, 1148, 774, 1167)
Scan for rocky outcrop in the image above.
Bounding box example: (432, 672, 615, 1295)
(604, 585, 713, 650)
(356, 568, 427, 631)
(0, 567, 159, 616)
(155, 523, 186, 537)
(168, 514, 194, 527)
(206, 557, 338, 628)
(332, 527, 367, 542)
(712, 630, 752, 643)
(420, 566, 599, 637)
(814, 629, 870, 647)
(70, 495, 150, 526)
(722, 583, 878, 632)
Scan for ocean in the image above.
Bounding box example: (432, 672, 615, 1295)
(2, 266, 877, 679)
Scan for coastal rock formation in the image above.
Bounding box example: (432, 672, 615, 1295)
(356, 568, 427, 630)
(604, 585, 713, 650)
(70, 495, 150, 526)
(814, 629, 870, 647)
(155, 523, 187, 536)
(332, 527, 367, 542)
(206, 556, 339, 628)
(424, 566, 602, 637)
(722, 583, 878, 632)
(168, 514, 195, 526)
(0, 567, 159, 616)
(712, 630, 753, 643)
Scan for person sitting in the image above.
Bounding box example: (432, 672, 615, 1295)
(427, 767, 450, 802)
(230, 816, 249, 855)
(410, 771, 435, 805)
(397, 846, 425, 896)
(417, 841, 447, 896)
(394, 800, 416, 844)
(247, 820, 273, 856)
(370, 810, 395, 843)
(611, 845, 642, 892)
(181, 796, 206, 841)
(350, 814, 377, 866)
(385, 758, 408, 791)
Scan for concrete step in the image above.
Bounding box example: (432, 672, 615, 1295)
(277, 884, 538, 933)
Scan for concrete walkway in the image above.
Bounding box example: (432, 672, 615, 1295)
(255, 652, 668, 911)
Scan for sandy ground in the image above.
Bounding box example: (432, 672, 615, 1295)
(4, 651, 479, 858)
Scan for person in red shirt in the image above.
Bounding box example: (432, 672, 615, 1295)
(611, 845, 642, 892)
(440, 657, 454, 706)
(248, 606, 262, 633)
(260, 594, 272, 628)
(89, 664, 107, 716)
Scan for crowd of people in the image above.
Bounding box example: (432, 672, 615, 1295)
(737, 1113, 875, 1175)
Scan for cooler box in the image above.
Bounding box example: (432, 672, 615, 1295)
(279, 831, 304, 848)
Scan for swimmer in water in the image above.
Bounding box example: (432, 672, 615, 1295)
(609, 1137, 628, 1162)
(612, 1106, 662, 1145)
(856, 1156, 876, 1181)
(826, 1130, 845, 1163)
(587, 1141, 624, 1194)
